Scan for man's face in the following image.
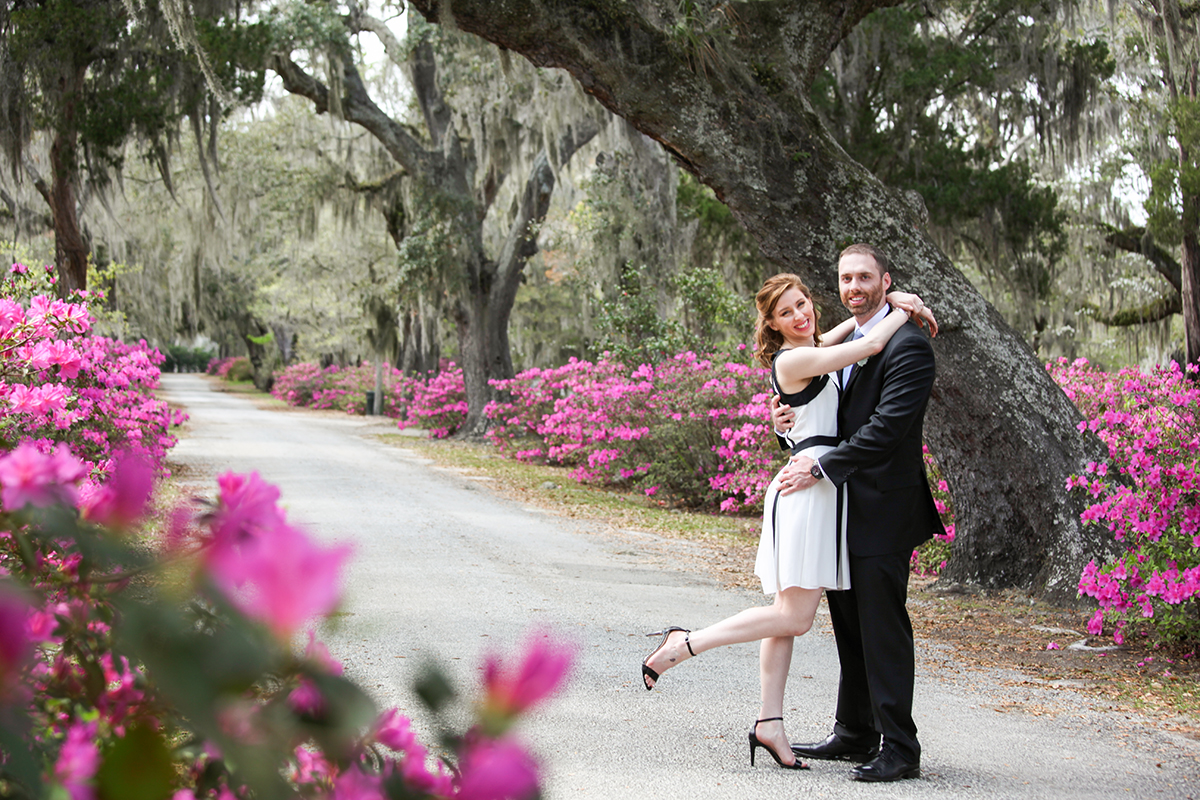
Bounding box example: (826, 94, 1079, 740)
(838, 253, 891, 321)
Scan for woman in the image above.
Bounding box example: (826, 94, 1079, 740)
(639, 273, 936, 770)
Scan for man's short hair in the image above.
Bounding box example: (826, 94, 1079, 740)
(839, 243, 889, 276)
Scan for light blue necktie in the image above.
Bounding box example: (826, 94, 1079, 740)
(842, 328, 864, 387)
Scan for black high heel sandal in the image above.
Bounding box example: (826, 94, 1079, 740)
(749, 718, 809, 770)
(640, 626, 693, 690)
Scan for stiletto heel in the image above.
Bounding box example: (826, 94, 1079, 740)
(640, 626, 693, 690)
(748, 718, 809, 770)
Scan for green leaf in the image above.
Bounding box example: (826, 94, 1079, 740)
(413, 662, 456, 713)
(96, 723, 175, 800)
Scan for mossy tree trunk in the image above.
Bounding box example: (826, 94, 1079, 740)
(410, 0, 1112, 600)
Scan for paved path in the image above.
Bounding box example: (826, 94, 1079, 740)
(160, 374, 1199, 799)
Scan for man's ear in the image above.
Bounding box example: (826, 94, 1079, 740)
(882, 272, 892, 292)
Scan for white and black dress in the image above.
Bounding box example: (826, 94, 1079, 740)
(754, 352, 849, 593)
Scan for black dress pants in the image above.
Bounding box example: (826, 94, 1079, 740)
(825, 548, 919, 762)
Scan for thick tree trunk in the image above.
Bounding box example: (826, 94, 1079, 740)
(412, 0, 1112, 600)
(1180, 145, 1200, 370)
(47, 66, 89, 295)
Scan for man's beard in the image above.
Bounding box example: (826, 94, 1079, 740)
(842, 284, 885, 319)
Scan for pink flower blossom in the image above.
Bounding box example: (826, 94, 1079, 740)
(206, 520, 351, 640)
(0, 442, 87, 510)
(202, 475, 351, 639)
(373, 709, 417, 752)
(329, 765, 385, 800)
(54, 720, 99, 800)
(80, 449, 155, 530)
(0, 585, 33, 697)
(456, 737, 540, 800)
(482, 632, 575, 720)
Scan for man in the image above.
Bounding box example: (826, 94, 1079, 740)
(773, 243, 941, 782)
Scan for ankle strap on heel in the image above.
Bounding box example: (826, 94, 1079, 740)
(685, 633, 696, 657)
(754, 717, 783, 726)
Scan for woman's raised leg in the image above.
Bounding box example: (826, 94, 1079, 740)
(641, 586, 822, 687)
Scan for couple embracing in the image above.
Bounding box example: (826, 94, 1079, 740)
(640, 243, 943, 783)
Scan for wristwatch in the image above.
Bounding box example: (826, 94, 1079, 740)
(809, 461, 824, 480)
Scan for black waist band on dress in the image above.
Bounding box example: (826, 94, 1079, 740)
(789, 435, 840, 455)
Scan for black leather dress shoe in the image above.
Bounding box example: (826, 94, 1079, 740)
(850, 748, 920, 782)
(791, 733, 880, 763)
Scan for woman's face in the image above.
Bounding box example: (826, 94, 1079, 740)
(768, 286, 816, 347)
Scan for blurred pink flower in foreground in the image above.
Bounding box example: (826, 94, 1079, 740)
(456, 737, 539, 800)
(373, 708, 416, 752)
(54, 719, 99, 800)
(329, 764, 384, 799)
(81, 450, 155, 530)
(202, 471, 352, 639)
(0, 442, 87, 511)
(0, 584, 32, 697)
(482, 631, 575, 719)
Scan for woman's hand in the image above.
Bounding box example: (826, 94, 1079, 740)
(770, 394, 795, 433)
(887, 291, 939, 337)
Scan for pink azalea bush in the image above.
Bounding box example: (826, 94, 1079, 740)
(398, 363, 468, 438)
(207, 356, 252, 381)
(1050, 357, 1200, 644)
(486, 351, 776, 509)
(911, 446, 957, 577)
(270, 360, 469, 436)
(271, 361, 408, 416)
(0, 273, 181, 488)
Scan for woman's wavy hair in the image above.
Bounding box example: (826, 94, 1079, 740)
(753, 273, 821, 368)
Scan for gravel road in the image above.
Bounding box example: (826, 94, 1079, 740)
(160, 373, 1199, 799)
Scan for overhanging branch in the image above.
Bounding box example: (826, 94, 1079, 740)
(1100, 222, 1182, 292)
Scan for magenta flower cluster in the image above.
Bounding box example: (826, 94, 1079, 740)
(0, 281, 181, 490)
(395, 363, 469, 439)
(206, 356, 248, 379)
(484, 352, 779, 509)
(270, 361, 408, 417)
(269, 360, 468, 436)
(1048, 357, 1200, 644)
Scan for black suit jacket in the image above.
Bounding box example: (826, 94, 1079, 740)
(820, 320, 942, 557)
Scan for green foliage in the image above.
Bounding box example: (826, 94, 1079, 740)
(594, 263, 745, 364)
(264, 0, 354, 57)
(2, 0, 265, 179)
(163, 345, 216, 373)
(594, 264, 684, 365)
(675, 264, 746, 349)
(225, 356, 255, 382)
(1144, 96, 1200, 248)
(196, 18, 271, 106)
(810, 2, 1080, 337)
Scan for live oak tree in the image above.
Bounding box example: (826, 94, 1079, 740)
(409, 0, 1112, 600)
(267, 4, 608, 434)
(0, 0, 265, 295)
(1121, 0, 1200, 368)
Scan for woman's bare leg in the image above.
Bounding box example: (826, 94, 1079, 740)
(754, 634, 798, 765)
(642, 587, 822, 685)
